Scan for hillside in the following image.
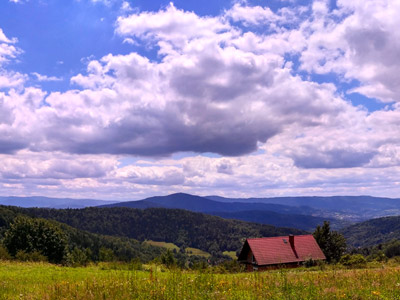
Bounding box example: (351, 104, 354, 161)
(6, 206, 305, 254)
(207, 195, 400, 221)
(3, 192, 399, 224)
(341, 216, 400, 248)
(0, 206, 163, 262)
(207, 210, 334, 231)
(100, 193, 318, 215)
(100, 193, 343, 230)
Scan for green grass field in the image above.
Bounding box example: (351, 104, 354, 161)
(185, 247, 210, 257)
(223, 251, 237, 259)
(143, 240, 180, 251)
(1, 260, 400, 299)
(143, 240, 211, 257)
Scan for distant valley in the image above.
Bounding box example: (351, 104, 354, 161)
(2, 193, 400, 231)
(2, 192, 400, 253)
(100, 193, 345, 231)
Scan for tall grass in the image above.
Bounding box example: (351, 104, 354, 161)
(1, 260, 400, 299)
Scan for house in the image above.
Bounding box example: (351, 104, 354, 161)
(238, 234, 326, 271)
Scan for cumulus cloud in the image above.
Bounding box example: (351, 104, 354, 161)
(31, 72, 63, 82)
(225, 2, 308, 28)
(0, 151, 116, 180)
(41, 4, 348, 158)
(2, 2, 400, 198)
(0, 29, 20, 66)
(116, 3, 232, 50)
(299, 0, 400, 102)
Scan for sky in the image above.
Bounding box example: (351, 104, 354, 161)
(0, 0, 400, 201)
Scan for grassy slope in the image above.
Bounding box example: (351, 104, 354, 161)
(1, 261, 400, 299)
(144, 240, 180, 251)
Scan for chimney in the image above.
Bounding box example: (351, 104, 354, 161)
(289, 235, 298, 258)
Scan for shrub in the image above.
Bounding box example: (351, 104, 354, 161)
(160, 250, 177, 268)
(384, 240, 400, 258)
(303, 258, 316, 268)
(368, 250, 388, 262)
(0, 244, 11, 260)
(340, 254, 367, 267)
(65, 247, 91, 267)
(15, 250, 47, 262)
(129, 258, 143, 270)
(99, 247, 115, 262)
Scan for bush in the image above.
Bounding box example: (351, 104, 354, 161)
(340, 254, 367, 267)
(368, 250, 388, 262)
(99, 247, 115, 262)
(303, 258, 316, 268)
(129, 258, 143, 270)
(0, 244, 11, 260)
(65, 247, 91, 267)
(384, 240, 400, 258)
(160, 250, 177, 268)
(15, 250, 47, 262)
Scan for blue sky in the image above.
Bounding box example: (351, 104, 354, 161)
(0, 0, 400, 200)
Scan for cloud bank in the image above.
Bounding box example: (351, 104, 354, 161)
(1, 0, 400, 199)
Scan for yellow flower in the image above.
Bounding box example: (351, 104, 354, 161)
(372, 290, 380, 296)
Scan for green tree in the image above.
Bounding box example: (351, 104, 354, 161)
(383, 239, 400, 258)
(340, 254, 367, 267)
(313, 221, 346, 263)
(99, 247, 115, 262)
(65, 247, 91, 266)
(3, 216, 67, 263)
(160, 249, 176, 267)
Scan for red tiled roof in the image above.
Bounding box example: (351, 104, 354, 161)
(241, 235, 326, 266)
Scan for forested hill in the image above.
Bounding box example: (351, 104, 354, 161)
(0, 206, 163, 262)
(4, 206, 305, 254)
(99, 192, 338, 230)
(341, 216, 400, 248)
(100, 193, 316, 215)
(207, 195, 400, 221)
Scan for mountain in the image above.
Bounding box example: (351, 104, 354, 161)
(207, 210, 342, 231)
(100, 193, 346, 230)
(6, 205, 305, 254)
(0, 196, 118, 209)
(206, 195, 400, 222)
(100, 193, 317, 214)
(341, 216, 400, 248)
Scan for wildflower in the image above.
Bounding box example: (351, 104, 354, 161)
(372, 290, 380, 296)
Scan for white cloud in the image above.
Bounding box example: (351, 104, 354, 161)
(31, 72, 63, 82)
(225, 3, 279, 26)
(0, 29, 13, 43)
(0, 71, 26, 89)
(116, 3, 232, 51)
(0, 29, 20, 66)
(121, 1, 133, 12)
(2, 2, 400, 199)
(225, 2, 308, 28)
(298, 0, 400, 103)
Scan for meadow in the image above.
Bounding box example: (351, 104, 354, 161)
(1, 260, 400, 299)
